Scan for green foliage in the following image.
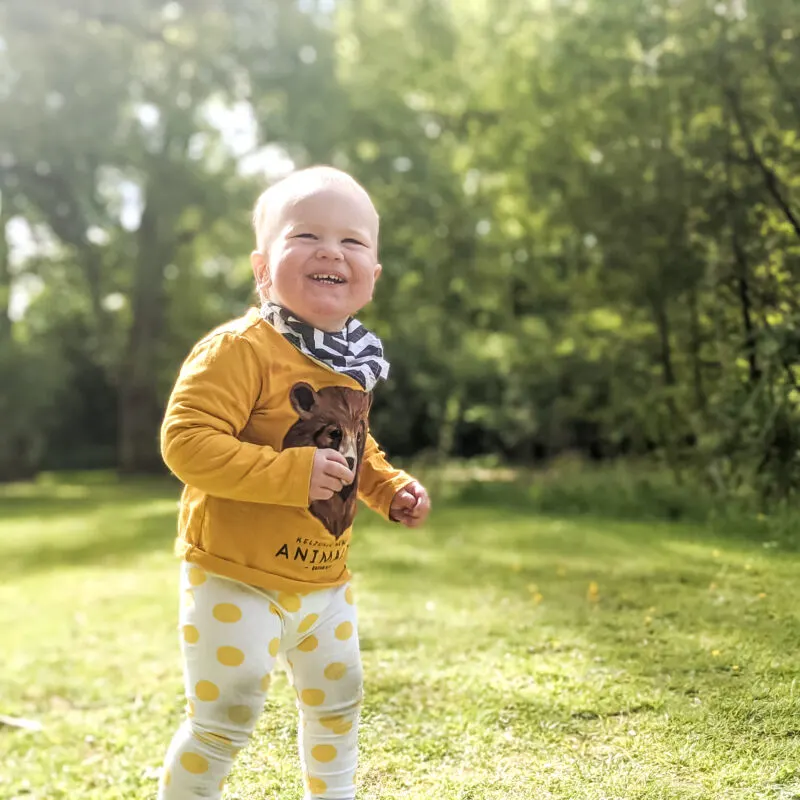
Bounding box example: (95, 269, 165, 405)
(446, 457, 721, 524)
(1, 0, 800, 504)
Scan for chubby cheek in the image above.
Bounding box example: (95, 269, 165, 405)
(351, 270, 378, 299)
(270, 268, 306, 302)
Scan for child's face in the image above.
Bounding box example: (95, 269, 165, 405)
(252, 183, 382, 331)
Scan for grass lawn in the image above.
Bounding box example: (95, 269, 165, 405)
(2, 473, 800, 800)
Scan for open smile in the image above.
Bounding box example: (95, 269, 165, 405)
(309, 273, 347, 285)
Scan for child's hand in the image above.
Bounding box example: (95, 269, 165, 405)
(389, 481, 431, 528)
(309, 449, 355, 501)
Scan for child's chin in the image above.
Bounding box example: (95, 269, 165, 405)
(307, 303, 357, 328)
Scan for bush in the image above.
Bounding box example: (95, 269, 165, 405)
(0, 338, 68, 482)
(415, 454, 800, 550)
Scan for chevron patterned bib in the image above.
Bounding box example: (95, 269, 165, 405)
(260, 301, 390, 391)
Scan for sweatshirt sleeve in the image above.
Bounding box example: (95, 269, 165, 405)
(357, 433, 413, 519)
(161, 331, 315, 505)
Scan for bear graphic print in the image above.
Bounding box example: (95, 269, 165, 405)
(282, 382, 372, 539)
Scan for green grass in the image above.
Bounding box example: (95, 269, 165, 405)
(2, 472, 800, 800)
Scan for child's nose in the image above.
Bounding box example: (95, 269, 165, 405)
(316, 241, 343, 260)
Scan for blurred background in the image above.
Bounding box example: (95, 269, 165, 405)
(1, 0, 799, 509)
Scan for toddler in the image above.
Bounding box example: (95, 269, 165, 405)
(158, 166, 430, 799)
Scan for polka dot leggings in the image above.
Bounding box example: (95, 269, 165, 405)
(158, 563, 362, 800)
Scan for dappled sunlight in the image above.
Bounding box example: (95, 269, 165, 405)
(3, 483, 180, 577)
(4, 477, 800, 796)
(3, 0, 800, 793)
(0, 481, 91, 500)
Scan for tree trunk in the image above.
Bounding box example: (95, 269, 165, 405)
(733, 241, 760, 386)
(723, 99, 761, 386)
(0, 203, 11, 343)
(118, 198, 169, 473)
(688, 286, 706, 413)
(652, 295, 676, 389)
(650, 293, 684, 483)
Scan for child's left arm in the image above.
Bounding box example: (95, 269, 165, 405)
(358, 433, 431, 528)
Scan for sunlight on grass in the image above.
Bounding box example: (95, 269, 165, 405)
(2, 476, 800, 799)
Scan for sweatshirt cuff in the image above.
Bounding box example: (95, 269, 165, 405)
(365, 472, 414, 521)
(278, 446, 317, 507)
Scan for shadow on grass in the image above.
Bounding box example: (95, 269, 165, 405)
(1, 473, 181, 577)
(0, 472, 787, 587)
(357, 499, 747, 596)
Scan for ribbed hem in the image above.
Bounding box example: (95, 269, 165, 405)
(279, 445, 317, 507)
(175, 542, 351, 594)
(367, 472, 415, 521)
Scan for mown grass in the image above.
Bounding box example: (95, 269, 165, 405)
(2, 470, 800, 799)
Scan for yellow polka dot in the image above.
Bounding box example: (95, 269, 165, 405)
(195, 680, 220, 702)
(324, 662, 347, 680)
(298, 613, 319, 633)
(345, 586, 354, 605)
(301, 688, 325, 706)
(180, 752, 209, 774)
(187, 567, 206, 587)
(335, 621, 354, 641)
(260, 673, 271, 692)
(297, 635, 319, 653)
(186, 699, 195, 718)
(163, 768, 171, 787)
(219, 777, 225, 790)
(213, 603, 242, 623)
(217, 646, 245, 667)
(312, 744, 337, 763)
(228, 705, 253, 725)
(182, 625, 199, 644)
(269, 638, 280, 657)
(308, 777, 328, 793)
(278, 592, 302, 612)
(320, 715, 352, 734)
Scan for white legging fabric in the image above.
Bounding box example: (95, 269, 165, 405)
(158, 562, 362, 800)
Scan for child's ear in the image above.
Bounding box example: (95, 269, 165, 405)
(251, 251, 271, 297)
(373, 262, 382, 282)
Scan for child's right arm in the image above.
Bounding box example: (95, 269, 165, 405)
(161, 332, 316, 506)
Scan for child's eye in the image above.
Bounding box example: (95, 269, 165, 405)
(342, 238, 366, 247)
(292, 233, 317, 240)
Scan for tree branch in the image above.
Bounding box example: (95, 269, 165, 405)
(723, 85, 800, 241)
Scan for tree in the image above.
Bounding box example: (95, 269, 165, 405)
(0, 0, 337, 471)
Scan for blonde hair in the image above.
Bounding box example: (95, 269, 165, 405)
(251, 165, 379, 253)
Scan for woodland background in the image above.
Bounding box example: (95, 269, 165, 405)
(2, 0, 799, 509)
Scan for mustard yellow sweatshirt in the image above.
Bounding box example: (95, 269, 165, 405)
(161, 308, 412, 593)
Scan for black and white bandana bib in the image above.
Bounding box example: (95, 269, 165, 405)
(260, 301, 390, 391)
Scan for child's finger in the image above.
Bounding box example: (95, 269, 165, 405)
(395, 490, 416, 508)
(409, 499, 430, 520)
(411, 489, 429, 510)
